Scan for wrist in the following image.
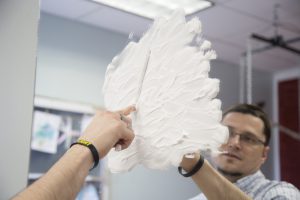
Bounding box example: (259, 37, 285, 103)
(68, 144, 94, 169)
(179, 154, 204, 177)
(180, 153, 201, 172)
(70, 139, 100, 170)
(81, 129, 117, 159)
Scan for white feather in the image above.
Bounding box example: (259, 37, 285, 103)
(103, 10, 228, 173)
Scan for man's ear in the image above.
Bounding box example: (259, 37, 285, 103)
(261, 146, 270, 163)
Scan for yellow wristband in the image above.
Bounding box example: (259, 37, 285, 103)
(70, 139, 99, 170)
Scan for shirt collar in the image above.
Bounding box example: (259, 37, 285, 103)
(234, 170, 265, 190)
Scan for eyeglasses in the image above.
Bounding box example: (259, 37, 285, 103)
(228, 129, 266, 146)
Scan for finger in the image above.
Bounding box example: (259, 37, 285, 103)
(117, 105, 136, 116)
(115, 144, 122, 151)
(123, 129, 135, 149)
(119, 114, 132, 128)
(121, 138, 134, 150)
(114, 129, 135, 151)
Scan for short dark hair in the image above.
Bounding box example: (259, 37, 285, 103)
(223, 104, 271, 146)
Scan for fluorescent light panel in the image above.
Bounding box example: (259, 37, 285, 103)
(91, 0, 213, 19)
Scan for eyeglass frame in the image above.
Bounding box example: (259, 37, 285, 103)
(228, 127, 266, 146)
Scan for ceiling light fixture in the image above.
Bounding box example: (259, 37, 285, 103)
(90, 0, 214, 19)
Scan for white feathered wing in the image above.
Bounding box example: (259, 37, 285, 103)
(103, 10, 228, 173)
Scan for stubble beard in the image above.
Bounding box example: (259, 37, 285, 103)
(217, 167, 243, 179)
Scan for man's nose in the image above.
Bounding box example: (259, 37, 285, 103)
(228, 134, 241, 149)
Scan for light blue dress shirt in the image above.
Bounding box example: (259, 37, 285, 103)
(189, 170, 300, 200)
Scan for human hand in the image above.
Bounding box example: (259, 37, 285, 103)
(80, 106, 136, 158)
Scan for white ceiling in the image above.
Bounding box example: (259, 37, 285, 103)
(41, 0, 300, 72)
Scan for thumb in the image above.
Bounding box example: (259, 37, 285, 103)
(117, 105, 136, 116)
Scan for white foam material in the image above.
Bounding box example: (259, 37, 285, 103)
(103, 10, 228, 173)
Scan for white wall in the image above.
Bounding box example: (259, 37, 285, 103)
(36, 13, 274, 200)
(0, 0, 39, 199)
(36, 13, 129, 106)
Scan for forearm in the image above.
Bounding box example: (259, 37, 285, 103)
(13, 107, 135, 199)
(182, 155, 251, 200)
(13, 145, 93, 200)
(192, 160, 250, 200)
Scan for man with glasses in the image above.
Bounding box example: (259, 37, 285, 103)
(180, 104, 299, 199)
